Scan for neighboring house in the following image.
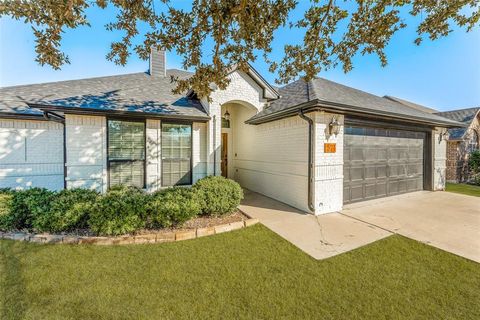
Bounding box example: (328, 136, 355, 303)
(0, 50, 462, 215)
(434, 107, 480, 182)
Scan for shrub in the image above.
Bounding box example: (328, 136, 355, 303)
(147, 187, 202, 228)
(33, 189, 98, 233)
(468, 150, 480, 185)
(0, 190, 14, 231)
(193, 176, 243, 216)
(469, 150, 480, 173)
(88, 185, 147, 236)
(9, 188, 55, 231)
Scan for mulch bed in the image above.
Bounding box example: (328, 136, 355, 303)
(136, 210, 248, 235)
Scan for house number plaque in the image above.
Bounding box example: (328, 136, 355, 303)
(324, 143, 336, 153)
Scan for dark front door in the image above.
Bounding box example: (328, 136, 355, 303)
(221, 133, 228, 178)
(343, 126, 425, 204)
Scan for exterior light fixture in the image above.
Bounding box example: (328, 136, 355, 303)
(223, 110, 231, 121)
(439, 128, 450, 141)
(329, 117, 341, 136)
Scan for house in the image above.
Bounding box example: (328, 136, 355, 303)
(0, 49, 462, 215)
(434, 107, 480, 182)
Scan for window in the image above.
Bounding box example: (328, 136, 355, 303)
(468, 130, 479, 153)
(108, 119, 145, 188)
(162, 122, 192, 186)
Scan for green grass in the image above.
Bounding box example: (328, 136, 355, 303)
(1, 225, 479, 320)
(446, 182, 480, 197)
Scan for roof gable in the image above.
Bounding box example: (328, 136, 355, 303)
(434, 107, 480, 140)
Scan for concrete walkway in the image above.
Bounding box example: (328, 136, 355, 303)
(239, 190, 391, 260)
(343, 191, 480, 263)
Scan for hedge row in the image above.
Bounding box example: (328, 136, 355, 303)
(0, 176, 243, 236)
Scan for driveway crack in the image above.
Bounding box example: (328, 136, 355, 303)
(339, 212, 395, 235)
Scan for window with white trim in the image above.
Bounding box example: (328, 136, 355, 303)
(161, 122, 192, 186)
(107, 119, 145, 188)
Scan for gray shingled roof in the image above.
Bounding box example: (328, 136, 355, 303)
(383, 96, 438, 114)
(434, 107, 480, 139)
(248, 77, 461, 127)
(0, 69, 208, 120)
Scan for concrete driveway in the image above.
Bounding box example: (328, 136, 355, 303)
(240, 189, 479, 262)
(240, 190, 392, 260)
(342, 191, 480, 263)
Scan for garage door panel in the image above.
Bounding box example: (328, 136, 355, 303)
(351, 148, 364, 161)
(364, 166, 376, 179)
(377, 165, 387, 178)
(365, 183, 376, 199)
(398, 179, 408, 193)
(344, 126, 425, 204)
(376, 182, 387, 197)
(377, 149, 387, 161)
(350, 166, 363, 181)
(350, 184, 364, 202)
(343, 186, 351, 203)
(343, 166, 350, 181)
(407, 178, 420, 192)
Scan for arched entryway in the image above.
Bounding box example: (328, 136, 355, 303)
(220, 100, 258, 181)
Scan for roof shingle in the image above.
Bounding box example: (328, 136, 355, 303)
(249, 77, 461, 127)
(0, 70, 208, 120)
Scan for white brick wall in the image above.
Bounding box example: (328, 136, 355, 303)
(146, 119, 161, 192)
(313, 112, 344, 214)
(0, 118, 64, 190)
(433, 128, 447, 191)
(192, 122, 208, 183)
(65, 115, 107, 192)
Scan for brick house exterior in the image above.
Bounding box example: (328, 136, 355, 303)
(0, 50, 462, 215)
(435, 108, 480, 182)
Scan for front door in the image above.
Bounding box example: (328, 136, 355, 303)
(221, 133, 228, 178)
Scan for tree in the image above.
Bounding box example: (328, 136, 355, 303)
(1, 0, 478, 98)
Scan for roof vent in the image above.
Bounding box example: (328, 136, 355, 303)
(149, 47, 166, 77)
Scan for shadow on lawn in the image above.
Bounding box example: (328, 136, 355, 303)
(1, 241, 29, 320)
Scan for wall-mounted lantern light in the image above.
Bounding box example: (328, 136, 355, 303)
(329, 117, 341, 136)
(223, 110, 231, 121)
(439, 128, 450, 141)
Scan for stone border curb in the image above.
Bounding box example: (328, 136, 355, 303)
(0, 218, 259, 245)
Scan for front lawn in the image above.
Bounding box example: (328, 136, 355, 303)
(1, 225, 479, 319)
(446, 182, 480, 197)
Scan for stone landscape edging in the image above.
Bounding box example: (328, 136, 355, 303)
(0, 218, 259, 245)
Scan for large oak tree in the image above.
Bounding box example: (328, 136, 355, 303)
(1, 0, 478, 97)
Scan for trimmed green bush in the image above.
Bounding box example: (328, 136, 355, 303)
(0, 190, 14, 231)
(193, 176, 243, 216)
(9, 188, 55, 231)
(88, 185, 147, 236)
(33, 189, 98, 233)
(147, 187, 202, 228)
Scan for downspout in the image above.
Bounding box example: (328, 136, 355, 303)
(43, 111, 67, 189)
(298, 109, 315, 213)
(213, 115, 217, 176)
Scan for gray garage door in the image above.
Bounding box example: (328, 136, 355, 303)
(343, 126, 425, 204)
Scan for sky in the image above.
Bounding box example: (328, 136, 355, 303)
(0, 2, 479, 112)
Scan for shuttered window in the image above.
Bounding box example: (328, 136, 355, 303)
(108, 119, 145, 188)
(162, 123, 192, 186)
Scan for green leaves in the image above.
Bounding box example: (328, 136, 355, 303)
(1, 0, 478, 96)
